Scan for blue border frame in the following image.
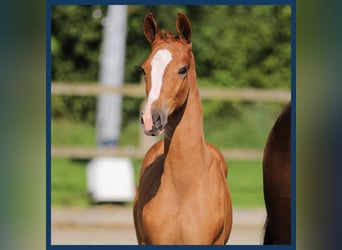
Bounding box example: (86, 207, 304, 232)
(47, 1, 296, 249)
(51, 0, 292, 4)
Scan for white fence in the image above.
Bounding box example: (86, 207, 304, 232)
(51, 82, 290, 160)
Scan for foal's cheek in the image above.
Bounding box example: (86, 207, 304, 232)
(176, 80, 189, 103)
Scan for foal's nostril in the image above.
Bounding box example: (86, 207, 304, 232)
(152, 111, 163, 130)
(155, 115, 162, 129)
(140, 112, 144, 126)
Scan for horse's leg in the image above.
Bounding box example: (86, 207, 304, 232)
(133, 203, 142, 244)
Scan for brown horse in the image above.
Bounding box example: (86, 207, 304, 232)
(133, 13, 232, 245)
(262, 102, 291, 244)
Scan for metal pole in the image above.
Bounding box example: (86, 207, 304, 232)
(96, 5, 127, 147)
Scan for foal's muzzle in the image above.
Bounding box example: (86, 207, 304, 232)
(140, 109, 167, 136)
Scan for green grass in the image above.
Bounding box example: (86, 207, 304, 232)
(203, 102, 284, 148)
(51, 158, 89, 207)
(228, 160, 264, 208)
(51, 157, 264, 208)
(52, 119, 96, 146)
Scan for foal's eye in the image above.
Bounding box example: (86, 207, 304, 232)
(138, 66, 146, 75)
(178, 66, 188, 75)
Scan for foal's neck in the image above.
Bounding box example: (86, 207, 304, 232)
(164, 68, 207, 167)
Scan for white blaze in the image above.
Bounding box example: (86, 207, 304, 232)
(149, 49, 172, 104)
(142, 49, 172, 131)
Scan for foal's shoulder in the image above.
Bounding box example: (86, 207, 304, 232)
(140, 140, 164, 173)
(206, 143, 228, 178)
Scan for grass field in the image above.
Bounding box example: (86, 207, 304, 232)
(51, 102, 283, 208)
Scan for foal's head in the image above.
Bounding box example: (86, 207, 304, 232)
(140, 13, 194, 136)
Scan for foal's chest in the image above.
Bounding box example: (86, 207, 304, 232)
(141, 201, 209, 244)
(139, 182, 222, 244)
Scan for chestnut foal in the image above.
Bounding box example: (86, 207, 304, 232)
(133, 13, 232, 245)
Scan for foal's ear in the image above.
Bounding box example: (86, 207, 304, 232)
(144, 13, 159, 44)
(176, 13, 192, 44)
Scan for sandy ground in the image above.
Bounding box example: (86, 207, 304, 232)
(51, 205, 266, 245)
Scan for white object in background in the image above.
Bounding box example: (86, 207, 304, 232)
(97, 5, 128, 146)
(86, 157, 135, 202)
